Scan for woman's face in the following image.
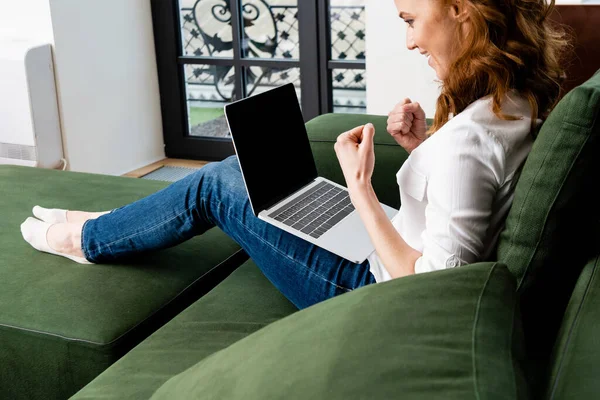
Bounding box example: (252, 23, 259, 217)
(394, 0, 462, 81)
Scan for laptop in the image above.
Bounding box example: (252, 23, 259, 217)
(224, 83, 398, 263)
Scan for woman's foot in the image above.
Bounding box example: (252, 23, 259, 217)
(20, 217, 93, 264)
(33, 205, 109, 224)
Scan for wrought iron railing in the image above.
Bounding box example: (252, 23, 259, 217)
(180, 0, 365, 108)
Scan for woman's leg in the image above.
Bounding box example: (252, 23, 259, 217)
(47, 156, 375, 309)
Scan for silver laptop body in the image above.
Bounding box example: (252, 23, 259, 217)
(224, 83, 398, 263)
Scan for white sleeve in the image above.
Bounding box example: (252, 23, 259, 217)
(414, 130, 505, 274)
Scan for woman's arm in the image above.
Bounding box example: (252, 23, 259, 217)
(336, 121, 503, 278)
(350, 182, 421, 278)
(334, 123, 420, 279)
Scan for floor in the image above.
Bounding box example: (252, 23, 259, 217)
(123, 158, 211, 179)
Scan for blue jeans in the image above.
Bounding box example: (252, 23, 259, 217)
(81, 155, 376, 309)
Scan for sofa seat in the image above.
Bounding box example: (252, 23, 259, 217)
(70, 260, 298, 399)
(0, 165, 246, 400)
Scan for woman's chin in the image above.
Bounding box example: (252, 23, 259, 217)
(427, 60, 446, 81)
(429, 63, 440, 79)
(432, 67, 447, 81)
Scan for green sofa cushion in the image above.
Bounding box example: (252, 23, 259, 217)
(71, 260, 297, 399)
(306, 113, 412, 209)
(545, 253, 600, 399)
(151, 262, 529, 400)
(0, 166, 244, 400)
(495, 70, 600, 374)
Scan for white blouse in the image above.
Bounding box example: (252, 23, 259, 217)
(368, 93, 537, 282)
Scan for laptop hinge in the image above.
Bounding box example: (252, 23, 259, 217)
(262, 178, 320, 215)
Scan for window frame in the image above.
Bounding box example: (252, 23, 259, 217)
(151, 0, 366, 160)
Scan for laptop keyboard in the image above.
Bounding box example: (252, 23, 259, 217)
(268, 180, 355, 239)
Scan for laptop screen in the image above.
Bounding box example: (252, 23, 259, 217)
(224, 83, 318, 215)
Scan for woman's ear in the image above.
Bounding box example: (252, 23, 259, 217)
(450, 0, 469, 22)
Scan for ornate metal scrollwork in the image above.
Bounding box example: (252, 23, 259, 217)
(211, 2, 231, 23)
(182, 1, 365, 106)
(241, 3, 260, 22)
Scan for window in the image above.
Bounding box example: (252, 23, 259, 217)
(151, 0, 366, 160)
(329, 0, 367, 113)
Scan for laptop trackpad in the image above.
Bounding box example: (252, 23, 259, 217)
(318, 211, 378, 264)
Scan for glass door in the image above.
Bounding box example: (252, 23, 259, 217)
(151, 0, 366, 160)
(329, 0, 366, 113)
(180, 0, 304, 139)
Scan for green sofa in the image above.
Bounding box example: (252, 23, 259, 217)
(1, 69, 599, 399)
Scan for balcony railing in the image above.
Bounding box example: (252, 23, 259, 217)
(180, 0, 366, 112)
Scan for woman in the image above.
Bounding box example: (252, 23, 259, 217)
(21, 0, 568, 309)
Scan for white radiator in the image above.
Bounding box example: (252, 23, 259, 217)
(0, 40, 63, 168)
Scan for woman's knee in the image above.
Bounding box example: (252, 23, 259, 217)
(201, 157, 240, 182)
(187, 157, 244, 199)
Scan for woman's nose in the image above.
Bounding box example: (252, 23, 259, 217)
(406, 30, 416, 50)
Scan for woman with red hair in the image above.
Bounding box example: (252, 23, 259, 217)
(22, 0, 569, 309)
(337, 0, 569, 281)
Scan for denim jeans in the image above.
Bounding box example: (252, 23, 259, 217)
(81, 155, 376, 309)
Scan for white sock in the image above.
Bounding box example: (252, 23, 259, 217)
(20, 217, 93, 264)
(32, 205, 68, 224)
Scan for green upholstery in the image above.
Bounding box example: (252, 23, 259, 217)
(545, 254, 600, 399)
(306, 113, 410, 209)
(151, 262, 529, 400)
(495, 70, 600, 379)
(70, 261, 297, 399)
(0, 166, 245, 400)
(6, 70, 600, 400)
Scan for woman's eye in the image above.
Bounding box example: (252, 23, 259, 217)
(405, 19, 414, 27)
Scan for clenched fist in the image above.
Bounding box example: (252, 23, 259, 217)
(387, 98, 428, 154)
(334, 123, 375, 191)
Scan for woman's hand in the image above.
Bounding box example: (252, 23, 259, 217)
(335, 123, 420, 278)
(387, 98, 428, 153)
(334, 123, 375, 193)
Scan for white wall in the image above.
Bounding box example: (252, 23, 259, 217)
(0, 1, 54, 43)
(49, 0, 165, 175)
(366, 0, 442, 118)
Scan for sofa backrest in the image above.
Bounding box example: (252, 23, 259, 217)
(495, 69, 600, 387)
(306, 113, 409, 209)
(544, 252, 600, 400)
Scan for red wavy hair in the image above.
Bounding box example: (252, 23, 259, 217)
(429, 0, 571, 134)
